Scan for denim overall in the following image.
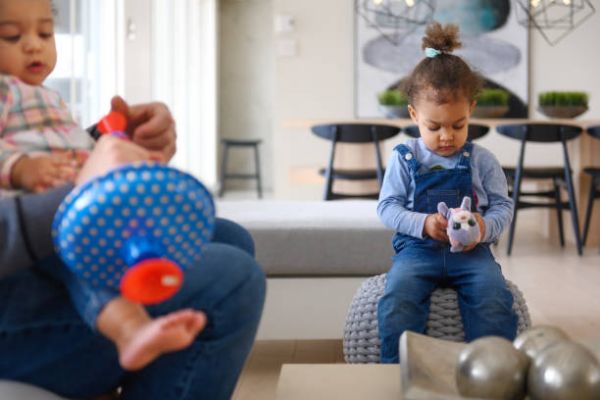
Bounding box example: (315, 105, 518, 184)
(377, 143, 517, 363)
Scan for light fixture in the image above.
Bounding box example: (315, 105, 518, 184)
(515, 0, 595, 45)
(356, 0, 436, 46)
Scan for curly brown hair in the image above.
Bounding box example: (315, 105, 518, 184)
(403, 22, 482, 105)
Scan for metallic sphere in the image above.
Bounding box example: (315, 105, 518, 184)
(456, 336, 529, 400)
(528, 341, 600, 400)
(514, 325, 569, 360)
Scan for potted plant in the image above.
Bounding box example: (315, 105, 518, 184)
(378, 89, 409, 118)
(538, 91, 589, 118)
(472, 88, 509, 118)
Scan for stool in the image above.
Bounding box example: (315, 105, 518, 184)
(219, 138, 262, 198)
(343, 274, 531, 363)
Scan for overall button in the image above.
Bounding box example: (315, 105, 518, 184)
(463, 151, 470, 157)
(404, 153, 413, 161)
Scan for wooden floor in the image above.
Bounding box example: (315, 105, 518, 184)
(232, 219, 600, 400)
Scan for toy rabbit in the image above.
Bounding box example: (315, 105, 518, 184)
(437, 196, 480, 253)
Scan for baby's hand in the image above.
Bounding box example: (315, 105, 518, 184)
(11, 154, 79, 192)
(423, 213, 449, 242)
(462, 213, 486, 252)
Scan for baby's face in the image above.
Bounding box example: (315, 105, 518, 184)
(0, 0, 57, 86)
(408, 88, 474, 157)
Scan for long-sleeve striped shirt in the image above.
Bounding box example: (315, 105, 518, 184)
(377, 138, 513, 243)
(0, 74, 94, 189)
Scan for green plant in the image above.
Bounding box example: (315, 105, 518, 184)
(475, 88, 509, 106)
(378, 89, 408, 106)
(539, 91, 589, 107)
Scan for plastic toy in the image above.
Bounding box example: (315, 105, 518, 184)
(52, 112, 215, 304)
(437, 196, 480, 253)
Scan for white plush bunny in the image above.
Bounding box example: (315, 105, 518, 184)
(437, 196, 480, 253)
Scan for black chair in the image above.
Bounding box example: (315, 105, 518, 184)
(311, 123, 401, 200)
(219, 138, 263, 198)
(496, 123, 583, 255)
(582, 126, 600, 246)
(403, 123, 490, 141)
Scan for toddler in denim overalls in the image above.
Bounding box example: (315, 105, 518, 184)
(377, 22, 518, 363)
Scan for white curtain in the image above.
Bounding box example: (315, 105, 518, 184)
(47, 0, 120, 127)
(151, 0, 218, 188)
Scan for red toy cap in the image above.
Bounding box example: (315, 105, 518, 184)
(120, 259, 184, 304)
(97, 111, 128, 134)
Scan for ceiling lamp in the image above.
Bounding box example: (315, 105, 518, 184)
(356, 0, 436, 46)
(515, 0, 595, 45)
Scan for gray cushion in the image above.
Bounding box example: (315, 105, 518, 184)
(216, 200, 394, 276)
(0, 381, 69, 400)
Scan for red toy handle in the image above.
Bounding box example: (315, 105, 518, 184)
(120, 259, 184, 304)
(97, 111, 129, 139)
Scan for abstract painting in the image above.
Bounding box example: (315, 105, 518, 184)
(355, 0, 528, 118)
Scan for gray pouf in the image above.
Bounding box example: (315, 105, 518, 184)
(343, 274, 531, 363)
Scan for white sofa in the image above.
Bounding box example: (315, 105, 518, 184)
(216, 200, 394, 339)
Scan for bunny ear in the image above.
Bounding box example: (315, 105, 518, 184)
(460, 196, 471, 211)
(437, 202, 449, 217)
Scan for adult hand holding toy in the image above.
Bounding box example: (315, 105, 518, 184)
(54, 109, 215, 305)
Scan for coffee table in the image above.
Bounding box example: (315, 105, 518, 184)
(276, 364, 402, 399)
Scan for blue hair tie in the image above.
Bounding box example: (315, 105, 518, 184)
(425, 47, 442, 58)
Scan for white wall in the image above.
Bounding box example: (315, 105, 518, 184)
(219, 0, 600, 199)
(219, 0, 274, 192)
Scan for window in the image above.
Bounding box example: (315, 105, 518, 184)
(47, 0, 120, 127)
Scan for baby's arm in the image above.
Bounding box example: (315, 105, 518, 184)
(10, 153, 79, 192)
(377, 150, 430, 239)
(478, 149, 513, 243)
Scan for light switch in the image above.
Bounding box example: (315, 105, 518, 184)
(276, 38, 298, 57)
(274, 15, 295, 34)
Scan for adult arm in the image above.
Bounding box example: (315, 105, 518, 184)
(0, 184, 73, 278)
(88, 97, 177, 163)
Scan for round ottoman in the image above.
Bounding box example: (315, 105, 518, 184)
(343, 274, 531, 363)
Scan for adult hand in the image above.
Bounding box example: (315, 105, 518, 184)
(462, 213, 485, 252)
(110, 96, 177, 162)
(76, 135, 163, 187)
(423, 213, 449, 242)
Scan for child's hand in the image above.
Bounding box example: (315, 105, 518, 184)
(462, 212, 486, 252)
(423, 213, 449, 242)
(11, 154, 79, 192)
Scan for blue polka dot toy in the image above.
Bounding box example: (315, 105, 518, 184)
(52, 162, 215, 304)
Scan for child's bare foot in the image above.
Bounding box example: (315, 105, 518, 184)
(116, 309, 207, 370)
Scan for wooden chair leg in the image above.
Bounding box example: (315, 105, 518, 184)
(553, 177, 565, 247)
(582, 177, 598, 246)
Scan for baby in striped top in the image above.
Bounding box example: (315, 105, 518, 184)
(0, 0, 207, 377)
(0, 0, 94, 196)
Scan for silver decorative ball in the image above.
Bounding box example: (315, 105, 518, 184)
(514, 325, 569, 360)
(528, 341, 600, 400)
(456, 336, 529, 400)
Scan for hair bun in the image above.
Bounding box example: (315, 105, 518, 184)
(422, 21, 462, 54)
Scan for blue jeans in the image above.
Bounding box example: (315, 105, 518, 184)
(0, 218, 266, 400)
(378, 237, 517, 363)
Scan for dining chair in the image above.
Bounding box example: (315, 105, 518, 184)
(496, 123, 583, 255)
(582, 126, 600, 246)
(310, 123, 401, 200)
(402, 123, 490, 141)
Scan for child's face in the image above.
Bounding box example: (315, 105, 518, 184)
(0, 0, 57, 86)
(408, 89, 475, 157)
